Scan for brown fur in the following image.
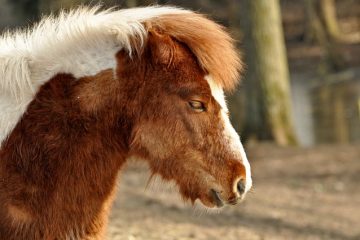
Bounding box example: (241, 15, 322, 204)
(0, 27, 246, 239)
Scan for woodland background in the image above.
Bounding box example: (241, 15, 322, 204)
(1, 0, 360, 239)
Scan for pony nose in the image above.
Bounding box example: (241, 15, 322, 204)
(236, 179, 246, 195)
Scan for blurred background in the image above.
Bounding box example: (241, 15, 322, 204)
(1, 0, 359, 239)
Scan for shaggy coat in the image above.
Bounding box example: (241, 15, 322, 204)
(0, 6, 251, 240)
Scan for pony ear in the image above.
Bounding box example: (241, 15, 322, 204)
(147, 30, 175, 66)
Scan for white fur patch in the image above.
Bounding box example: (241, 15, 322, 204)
(0, 6, 191, 146)
(205, 75, 252, 194)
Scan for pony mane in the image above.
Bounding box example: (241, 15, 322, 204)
(0, 6, 186, 100)
(0, 5, 241, 96)
(0, 5, 241, 145)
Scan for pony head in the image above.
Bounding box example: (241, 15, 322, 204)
(123, 13, 252, 208)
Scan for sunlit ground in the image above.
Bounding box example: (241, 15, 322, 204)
(108, 144, 360, 240)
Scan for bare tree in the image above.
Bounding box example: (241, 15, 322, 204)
(240, 0, 297, 145)
(304, 0, 345, 71)
(305, 0, 342, 43)
(225, 0, 245, 133)
(320, 0, 341, 41)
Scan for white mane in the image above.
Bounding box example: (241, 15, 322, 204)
(0, 6, 190, 146)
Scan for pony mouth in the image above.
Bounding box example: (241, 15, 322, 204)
(210, 189, 225, 207)
(209, 189, 243, 208)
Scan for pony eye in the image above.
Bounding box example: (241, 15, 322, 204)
(189, 100, 205, 112)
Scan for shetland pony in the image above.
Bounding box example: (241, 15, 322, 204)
(0, 6, 252, 239)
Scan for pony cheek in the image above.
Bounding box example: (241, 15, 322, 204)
(129, 124, 174, 159)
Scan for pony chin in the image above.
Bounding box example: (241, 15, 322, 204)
(134, 158, 224, 210)
(193, 200, 223, 213)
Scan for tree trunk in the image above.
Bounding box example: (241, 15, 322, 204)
(304, 0, 345, 72)
(304, 0, 327, 44)
(320, 0, 341, 41)
(241, 0, 297, 145)
(226, 0, 245, 134)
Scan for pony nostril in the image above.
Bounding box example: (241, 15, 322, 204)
(236, 179, 246, 195)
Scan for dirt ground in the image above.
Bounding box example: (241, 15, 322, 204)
(106, 4, 360, 238)
(105, 2, 360, 236)
(106, 144, 360, 240)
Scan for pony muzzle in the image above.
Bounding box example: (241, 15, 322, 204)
(208, 178, 249, 208)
